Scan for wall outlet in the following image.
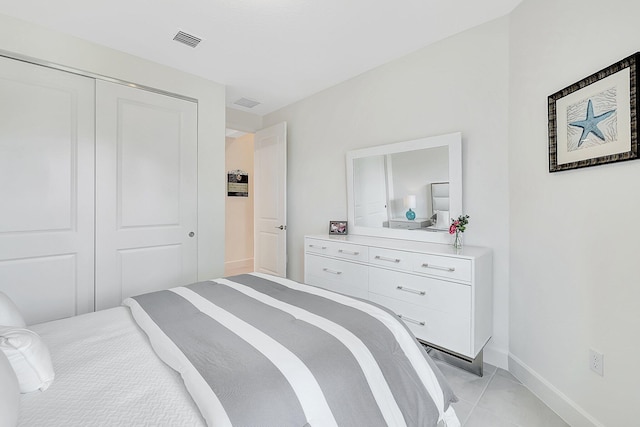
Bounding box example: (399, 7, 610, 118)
(589, 349, 604, 376)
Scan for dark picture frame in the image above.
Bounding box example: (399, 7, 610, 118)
(227, 170, 249, 197)
(329, 221, 348, 235)
(548, 52, 638, 172)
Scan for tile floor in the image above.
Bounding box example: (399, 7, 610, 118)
(435, 360, 570, 427)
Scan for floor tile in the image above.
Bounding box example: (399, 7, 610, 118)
(476, 374, 569, 427)
(494, 367, 520, 384)
(450, 398, 474, 425)
(465, 406, 519, 427)
(482, 363, 497, 377)
(434, 360, 494, 404)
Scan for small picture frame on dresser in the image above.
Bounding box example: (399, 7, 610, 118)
(329, 221, 348, 235)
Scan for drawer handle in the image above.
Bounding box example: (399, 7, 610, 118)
(322, 268, 342, 275)
(309, 244, 327, 250)
(421, 263, 455, 272)
(338, 249, 360, 256)
(396, 285, 426, 296)
(375, 255, 401, 263)
(398, 314, 425, 326)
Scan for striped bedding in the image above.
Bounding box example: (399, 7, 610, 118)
(123, 273, 460, 427)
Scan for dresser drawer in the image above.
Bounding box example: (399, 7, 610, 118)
(369, 247, 412, 271)
(305, 238, 331, 255)
(329, 242, 368, 262)
(412, 253, 472, 282)
(369, 267, 470, 315)
(305, 238, 368, 263)
(304, 254, 368, 299)
(369, 293, 472, 357)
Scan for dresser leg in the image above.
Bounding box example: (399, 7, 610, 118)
(421, 341, 484, 377)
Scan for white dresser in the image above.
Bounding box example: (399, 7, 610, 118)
(304, 234, 492, 360)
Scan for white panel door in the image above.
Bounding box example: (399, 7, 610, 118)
(95, 81, 198, 310)
(0, 57, 95, 324)
(353, 155, 389, 227)
(254, 122, 287, 276)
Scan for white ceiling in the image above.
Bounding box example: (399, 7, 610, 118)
(0, 0, 521, 116)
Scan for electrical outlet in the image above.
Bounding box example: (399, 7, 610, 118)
(589, 349, 604, 376)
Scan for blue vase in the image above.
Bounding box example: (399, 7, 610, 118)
(405, 208, 416, 220)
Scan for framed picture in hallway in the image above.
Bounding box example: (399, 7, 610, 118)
(548, 52, 639, 172)
(227, 170, 249, 197)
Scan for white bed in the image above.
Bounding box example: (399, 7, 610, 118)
(2, 274, 460, 427)
(18, 307, 206, 427)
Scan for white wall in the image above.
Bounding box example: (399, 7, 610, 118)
(264, 17, 511, 368)
(226, 107, 263, 133)
(508, 0, 640, 425)
(0, 13, 227, 280)
(225, 134, 255, 275)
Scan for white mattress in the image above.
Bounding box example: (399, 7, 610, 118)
(18, 307, 206, 426)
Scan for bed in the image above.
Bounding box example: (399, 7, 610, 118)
(1, 273, 460, 427)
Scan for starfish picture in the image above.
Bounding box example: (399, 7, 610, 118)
(569, 99, 616, 147)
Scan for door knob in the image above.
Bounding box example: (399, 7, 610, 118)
(188, 231, 195, 237)
(275, 225, 287, 230)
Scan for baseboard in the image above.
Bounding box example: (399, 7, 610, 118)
(483, 343, 509, 370)
(508, 353, 605, 427)
(224, 258, 254, 276)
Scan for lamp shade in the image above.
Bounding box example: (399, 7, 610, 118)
(403, 195, 416, 209)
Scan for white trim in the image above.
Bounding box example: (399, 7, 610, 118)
(483, 343, 509, 370)
(0, 49, 198, 103)
(223, 258, 254, 276)
(508, 353, 605, 427)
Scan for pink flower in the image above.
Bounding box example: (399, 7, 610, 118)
(449, 221, 459, 234)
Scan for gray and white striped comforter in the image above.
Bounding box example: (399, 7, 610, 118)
(123, 273, 459, 427)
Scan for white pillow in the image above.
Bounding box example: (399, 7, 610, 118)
(0, 327, 55, 393)
(0, 350, 19, 427)
(0, 292, 26, 327)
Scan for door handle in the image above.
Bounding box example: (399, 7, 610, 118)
(275, 225, 287, 230)
(188, 231, 195, 237)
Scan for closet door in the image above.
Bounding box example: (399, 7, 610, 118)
(95, 81, 198, 310)
(0, 57, 95, 324)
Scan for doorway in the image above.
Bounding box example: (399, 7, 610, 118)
(224, 129, 255, 276)
(224, 122, 287, 277)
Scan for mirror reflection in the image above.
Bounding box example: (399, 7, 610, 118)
(353, 146, 450, 232)
(346, 132, 462, 243)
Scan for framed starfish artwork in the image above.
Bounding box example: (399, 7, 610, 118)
(548, 52, 638, 172)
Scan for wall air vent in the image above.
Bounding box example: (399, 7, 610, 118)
(173, 31, 202, 48)
(233, 97, 261, 108)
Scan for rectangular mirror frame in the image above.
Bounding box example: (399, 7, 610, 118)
(346, 132, 462, 244)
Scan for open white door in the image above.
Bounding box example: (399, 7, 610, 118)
(254, 122, 287, 276)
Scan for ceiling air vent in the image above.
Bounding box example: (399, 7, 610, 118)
(173, 31, 202, 48)
(233, 97, 261, 108)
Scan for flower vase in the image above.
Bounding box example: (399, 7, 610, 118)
(453, 231, 463, 250)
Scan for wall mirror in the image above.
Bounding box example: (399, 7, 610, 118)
(346, 132, 462, 243)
